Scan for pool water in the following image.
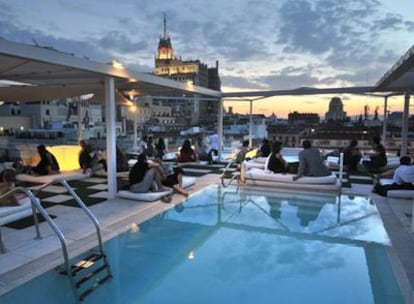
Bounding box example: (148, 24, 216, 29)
(1, 186, 404, 304)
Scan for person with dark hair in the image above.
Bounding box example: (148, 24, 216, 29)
(154, 155, 189, 197)
(31, 145, 60, 176)
(373, 156, 414, 196)
(155, 137, 167, 159)
(343, 139, 362, 172)
(267, 141, 287, 173)
(0, 169, 19, 206)
(257, 138, 271, 158)
(236, 140, 250, 164)
(177, 139, 196, 163)
(79, 140, 93, 173)
(363, 136, 387, 172)
(128, 153, 167, 194)
(293, 140, 330, 181)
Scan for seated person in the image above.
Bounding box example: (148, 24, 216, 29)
(97, 145, 129, 172)
(236, 140, 250, 165)
(293, 140, 331, 181)
(256, 138, 271, 158)
(79, 140, 94, 173)
(342, 139, 362, 172)
(267, 141, 287, 173)
(373, 156, 414, 196)
(177, 139, 196, 163)
(128, 153, 167, 193)
(0, 169, 20, 206)
(153, 156, 189, 197)
(363, 136, 387, 173)
(30, 145, 60, 176)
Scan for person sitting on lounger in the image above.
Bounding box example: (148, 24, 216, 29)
(362, 136, 387, 173)
(30, 145, 60, 176)
(267, 141, 287, 173)
(177, 139, 196, 163)
(0, 169, 20, 206)
(293, 140, 331, 181)
(343, 139, 362, 172)
(154, 156, 189, 197)
(129, 153, 167, 193)
(373, 156, 414, 196)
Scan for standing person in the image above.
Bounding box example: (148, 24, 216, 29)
(196, 134, 209, 161)
(267, 141, 287, 173)
(129, 153, 166, 193)
(363, 136, 387, 172)
(145, 136, 155, 158)
(208, 132, 220, 164)
(30, 145, 60, 176)
(155, 137, 167, 159)
(342, 139, 362, 172)
(293, 140, 330, 181)
(177, 139, 196, 163)
(153, 156, 189, 197)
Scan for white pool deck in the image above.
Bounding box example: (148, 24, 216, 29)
(1, 173, 414, 303)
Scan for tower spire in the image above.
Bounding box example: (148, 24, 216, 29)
(163, 13, 167, 38)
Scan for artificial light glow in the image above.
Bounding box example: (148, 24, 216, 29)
(130, 223, 139, 233)
(111, 59, 124, 69)
(128, 78, 137, 82)
(188, 251, 195, 260)
(20, 126, 24, 131)
(0, 101, 4, 106)
(80, 93, 94, 101)
(130, 105, 137, 112)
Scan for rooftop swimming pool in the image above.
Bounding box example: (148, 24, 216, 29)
(1, 186, 404, 303)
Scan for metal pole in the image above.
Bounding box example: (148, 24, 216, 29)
(249, 100, 253, 148)
(105, 77, 117, 199)
(401, 92, 410, 156)
(382, 96, 388, 148)
(218, 98, 224, 161)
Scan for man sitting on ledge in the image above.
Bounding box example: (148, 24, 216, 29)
(373, 156, 414, 196)
(293, 140, 331, 181)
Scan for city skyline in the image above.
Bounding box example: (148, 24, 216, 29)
(0, 0, 413, 118)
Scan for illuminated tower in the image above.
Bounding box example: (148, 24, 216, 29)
(156, 14, 174, 60)
(154, 14, 220, 127)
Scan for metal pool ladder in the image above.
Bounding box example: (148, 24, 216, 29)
(29, 179, 113, 303)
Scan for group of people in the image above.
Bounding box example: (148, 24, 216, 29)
(128, 152, 189, 200)
(341, 137, 387, 173)
(177, 133, 220, 164)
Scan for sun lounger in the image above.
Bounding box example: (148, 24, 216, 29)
(0, 196, 38, 253)
(241, 158, 341, 192)
(117, 176, 196, 202)
(16, 170, 91, 184)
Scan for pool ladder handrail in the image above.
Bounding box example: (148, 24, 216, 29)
(220, 161, 240, 188)
(0, 185, 79, 300)
(31, 178, 112, 303)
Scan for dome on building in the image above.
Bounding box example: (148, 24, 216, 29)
(325, 97, 346, 121)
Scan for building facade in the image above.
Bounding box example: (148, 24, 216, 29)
(153, 15, 221, 127)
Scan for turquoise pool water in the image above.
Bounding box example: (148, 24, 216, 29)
(1, 186, 404, 303)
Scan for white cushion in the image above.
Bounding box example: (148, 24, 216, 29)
(117, 176, 196, 202)
(118, 189, 173, 202)
(16, 170, 90, 184)
(0, 197, 37, 226)
(387, 190, 414, 199)
(246, 168, 337, 184)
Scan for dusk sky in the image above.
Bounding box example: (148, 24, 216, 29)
(1, 0, 413, 118)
